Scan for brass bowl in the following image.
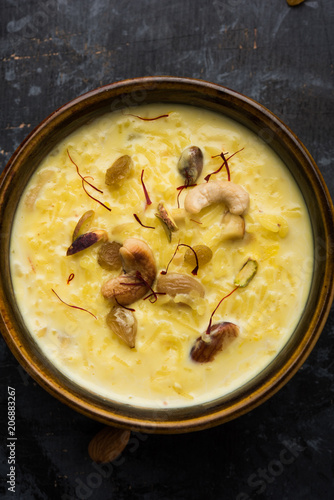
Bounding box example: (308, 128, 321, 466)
(0, 77, 333, 433)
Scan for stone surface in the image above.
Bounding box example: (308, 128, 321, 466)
(1, 0, 334, 498)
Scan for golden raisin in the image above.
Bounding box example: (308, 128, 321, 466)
(105, 155, 132, 185)
(184, 245, 212, 267)
(97, 241, 122, 271)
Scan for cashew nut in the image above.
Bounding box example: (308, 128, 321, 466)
(156, 273, 205, 298)
(184, 180, 249, 215)
(101, 238, 156, 305)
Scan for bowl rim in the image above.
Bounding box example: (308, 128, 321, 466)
(1, 76, 334, 433)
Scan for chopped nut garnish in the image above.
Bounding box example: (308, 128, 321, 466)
(155, 202, 178, 242)
(101, 238, 157, 305)
(178, 146, 203, 184)
(106, 305, 137, 348)
(156, 272, 205, 298)
(66, 230, 108, 256)
(191, 321, 239, 363)
(72, 210, 95, 242)
(184, 180, 249, 215)
(234, 258, 258, 288)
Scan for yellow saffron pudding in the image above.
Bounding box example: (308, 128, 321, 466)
(10, 103, 313, 408)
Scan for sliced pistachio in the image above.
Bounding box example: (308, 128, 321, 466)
(155, 202, 179, 242)
(221, 212, 245, 240)
(72, 210, 95, 242)
(105, 155, 133, 185)
(191, 321, 239, 363)
(234, 258, 258, 288)
(106, 305, 137, 348)
(157, 273, 205, 298)
(66, 230, 108, 256)
(178, 146, 203, 184)
(97, 241, 122, 271)
(184, 245, 212, 267)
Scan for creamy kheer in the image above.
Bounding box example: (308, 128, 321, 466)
(10, 104, 313, 408)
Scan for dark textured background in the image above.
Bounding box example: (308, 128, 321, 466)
(1, 1, 334, 499)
